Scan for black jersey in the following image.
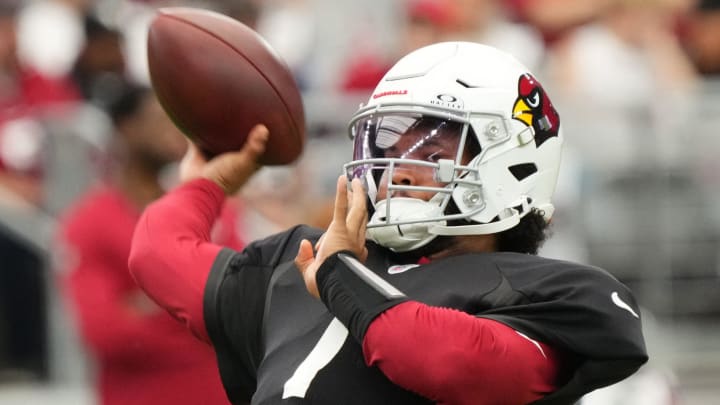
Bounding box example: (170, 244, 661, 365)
(203, 225, 647, 405)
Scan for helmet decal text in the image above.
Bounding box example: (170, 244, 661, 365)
(372, 90, 409, 99)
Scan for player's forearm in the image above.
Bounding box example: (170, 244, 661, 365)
(129, 178, 226, 342)
(315, 252, 561, 404)
(363, 301, 561, 404)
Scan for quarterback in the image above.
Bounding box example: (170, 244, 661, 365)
(129, 42, 648, 404)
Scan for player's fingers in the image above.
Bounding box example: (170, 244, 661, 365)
(206, 125, 270, 194)
(179, 141, 206, 182)
(357, 207, 368, 245)
(179, 142, 194, 166)
(239, 124, 269, 161)
(182, 141, 202, 163)
(294, 239, 315, 273)
(359, 246, 369, 263)
(314, 234, 325, 252)
(346, 178, 366, 236)
(295, 239, 320, 298)
(331, 175, 349, 228)
(185, 139, 197, 154)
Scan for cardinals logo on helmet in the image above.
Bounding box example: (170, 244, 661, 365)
(512, 73, 560, 147)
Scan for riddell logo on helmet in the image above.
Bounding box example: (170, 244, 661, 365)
(372, 90, 408, 99)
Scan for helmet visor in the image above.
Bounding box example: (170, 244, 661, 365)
(346, 112, 478, 204)
(351, 113, 467, 162)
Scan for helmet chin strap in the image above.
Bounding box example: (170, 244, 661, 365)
(430, 198, 548, 236)
(366, 222, 439, 252)
(366, 197, 445, 252)
(429, 212, 520, 236)
(367, 196, 555, 251)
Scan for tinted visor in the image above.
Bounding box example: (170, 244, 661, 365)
(347, 113, 481, 203)
(351, 114, 467, 162)
(349, 112, 478, 174)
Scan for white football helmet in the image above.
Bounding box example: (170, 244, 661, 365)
(344, 42, 563, 252)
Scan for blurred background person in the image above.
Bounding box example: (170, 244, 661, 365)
(0, 0, 80, 204)
(0, 0, 79, 383)
(15, 0, 89, 82)
(438, 0, 545, 70)
(543, 0, 698, 172)
(240, 135, 350, 240)
(681, 0, 720, 76)
(55, 83, 238, 405)
(505, 0, 613, 45)
(339, 0, 448, 92)
(70, 14, 126, 110)
(538, 0, 700, 264)
(340, 0, 545, 92)
(254, 0, 316, 90)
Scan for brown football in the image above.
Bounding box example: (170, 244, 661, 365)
(147, 7, 305, 165)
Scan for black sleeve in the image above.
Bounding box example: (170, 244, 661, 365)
(316, 252, 409, 343)
(204, 247, 271, 404)
(479, 256, 648, 405)
(203, 225, 322, 403)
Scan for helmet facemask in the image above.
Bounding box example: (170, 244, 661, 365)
(345, 106, 486, 252)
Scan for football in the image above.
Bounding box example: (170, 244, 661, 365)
(147, 7, 305, 165)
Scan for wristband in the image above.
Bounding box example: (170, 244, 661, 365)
(316, 251, 408, 342)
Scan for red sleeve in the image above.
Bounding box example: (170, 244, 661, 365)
(213, 197, 246, 251)
(128, 178, 227, 343)
(362, 301, 564, 405)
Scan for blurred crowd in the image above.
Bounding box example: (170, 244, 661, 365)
(0, 0, 719, 404)
(0, 0, 717, 211)
(0, 0, 718, 217)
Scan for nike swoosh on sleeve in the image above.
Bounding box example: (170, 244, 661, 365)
(611, 291, 639, 318)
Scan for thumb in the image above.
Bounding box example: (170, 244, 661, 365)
(179, 141, 204, 182)
(205, 125, 269, 195)
(294, 239, 315, 272)
(238, 124, 269, 163)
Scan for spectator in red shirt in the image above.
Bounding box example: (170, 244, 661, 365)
(0, 0, 79, 381)
(57, 84, 240, 405)
(682, 0, 720, 76)
(0, 0, 79, 203)
(340, 0, 450, 92)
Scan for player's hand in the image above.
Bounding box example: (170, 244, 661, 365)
(179, 124, 269, 195)
(295, 176, 368, 298)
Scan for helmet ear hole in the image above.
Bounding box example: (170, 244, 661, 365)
(443, 199, 472, 227)
(463, 126, 482, 162)
(508, 163, 538, 181)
